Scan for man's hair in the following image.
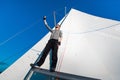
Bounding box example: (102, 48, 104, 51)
(56, 24, 61, 27)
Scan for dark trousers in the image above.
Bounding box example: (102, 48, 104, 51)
(37, 39, 58, 69)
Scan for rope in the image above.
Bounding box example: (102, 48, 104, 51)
(0, 43, 33, 64)
(56, 33, 70, 72)
(63, 22, 120, 35)
(59, 13, 69, 26)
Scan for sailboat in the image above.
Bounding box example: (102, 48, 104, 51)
(0, 8, 120, 80)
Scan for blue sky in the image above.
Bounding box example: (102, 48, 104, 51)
(0, 0, 120, 73)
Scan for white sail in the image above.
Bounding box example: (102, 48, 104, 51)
(0, 8, 120, 80)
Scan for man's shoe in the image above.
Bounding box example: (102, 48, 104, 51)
(30, 63, 40, 68)
(50, 69, 55, 72)
(50, 68, 55, 72)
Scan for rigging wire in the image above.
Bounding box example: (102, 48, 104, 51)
(5, 7, 65, 47)
(0, 19, 40, 46)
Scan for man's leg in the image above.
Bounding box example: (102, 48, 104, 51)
(51, 43, 58, 72)
(36, 40, 52, 67)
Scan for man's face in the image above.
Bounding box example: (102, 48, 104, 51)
(55, 25, 60, 30)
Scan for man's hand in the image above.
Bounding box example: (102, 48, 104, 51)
(58, 41, 61, 45)
(43, 16, 46, 20)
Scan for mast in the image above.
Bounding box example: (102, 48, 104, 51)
(53, 11, 56, 26)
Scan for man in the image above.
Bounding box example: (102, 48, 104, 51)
(31, 16, 62, 72)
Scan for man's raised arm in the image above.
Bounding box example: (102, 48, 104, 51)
(43, 16, 53, 32)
